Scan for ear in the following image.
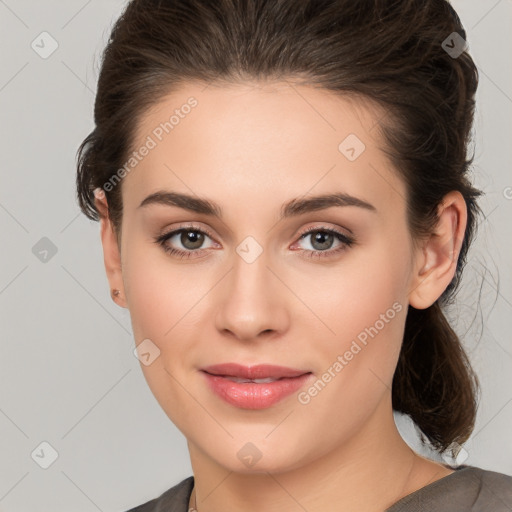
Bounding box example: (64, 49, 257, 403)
(94, 189, 127, 308)
(408, 191, 467, 309)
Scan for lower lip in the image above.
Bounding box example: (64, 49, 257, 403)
(201, 371, 313, 409)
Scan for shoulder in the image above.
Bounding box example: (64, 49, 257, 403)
(122, 475, 194, 512)
(387, 465, 512, 512)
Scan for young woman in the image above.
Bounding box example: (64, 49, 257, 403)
(76, 0, 512, 510)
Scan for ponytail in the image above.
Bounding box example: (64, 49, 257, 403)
(392, 302, 479, 452)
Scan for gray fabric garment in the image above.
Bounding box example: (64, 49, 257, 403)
(125, 465, 512, 512)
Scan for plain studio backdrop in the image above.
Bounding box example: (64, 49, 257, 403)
(0, 1, 511, 511)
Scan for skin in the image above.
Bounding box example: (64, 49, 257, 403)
(95, 80, 466, 512)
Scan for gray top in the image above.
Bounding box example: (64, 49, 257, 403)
(125, 465, 512, 512)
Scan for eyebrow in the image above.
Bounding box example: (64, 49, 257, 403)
(138, 190, 377, 219)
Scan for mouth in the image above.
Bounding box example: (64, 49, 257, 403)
(199, 363, 314, 410)
(200, 362, 311, 380)
(211, 376, 289, 383)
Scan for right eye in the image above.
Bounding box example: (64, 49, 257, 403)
(154, 224, 218, 259)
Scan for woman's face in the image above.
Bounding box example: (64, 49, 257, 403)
(103, 80, 426, 473)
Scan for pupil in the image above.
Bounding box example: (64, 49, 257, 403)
(182, 230, 204, 249)
(313, 231, 333, 250)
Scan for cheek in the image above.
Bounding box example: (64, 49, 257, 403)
(294, 276, 407, 438)
(301, 237, 410, 395)
(122, 237, 199, 344)
(305, 234, 410, 336)
(121, 241, 202, 424)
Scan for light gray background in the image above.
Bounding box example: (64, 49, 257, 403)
(0, 1, 511, 511)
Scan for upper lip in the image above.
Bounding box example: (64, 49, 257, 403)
(201, 363, 311, 379)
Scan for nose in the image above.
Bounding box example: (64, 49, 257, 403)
(214, 246, 290, 342)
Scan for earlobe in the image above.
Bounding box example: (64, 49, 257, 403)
(408, 191, 467, 309)
(94, 189, 127, 308)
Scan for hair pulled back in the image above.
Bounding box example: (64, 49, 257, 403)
(76, 0, 482, 452)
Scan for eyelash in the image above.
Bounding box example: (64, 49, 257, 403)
(154, 223, 356, 260)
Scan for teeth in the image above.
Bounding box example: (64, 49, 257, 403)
(225, 376, 279, 383)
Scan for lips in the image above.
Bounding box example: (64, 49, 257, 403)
(200, 364, 314, 409)
(201, 363, 310, 381)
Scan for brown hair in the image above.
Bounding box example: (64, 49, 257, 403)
(76, 0, 481, 452)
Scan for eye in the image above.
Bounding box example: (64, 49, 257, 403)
(154, 224, 356, 260)
(154, 223, 218, 260)
(292, 225, 356, 260)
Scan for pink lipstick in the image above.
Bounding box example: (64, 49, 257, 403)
(200, 363, 313, 409)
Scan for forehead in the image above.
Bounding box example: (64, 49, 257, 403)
(122, 80, 405, 215)
(132, 79, 383, 149)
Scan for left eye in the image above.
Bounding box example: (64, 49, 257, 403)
(154, 225, 355, 260)
(292, 226, 355, 259)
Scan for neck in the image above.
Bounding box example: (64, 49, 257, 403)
(186, 395, 452, 512)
